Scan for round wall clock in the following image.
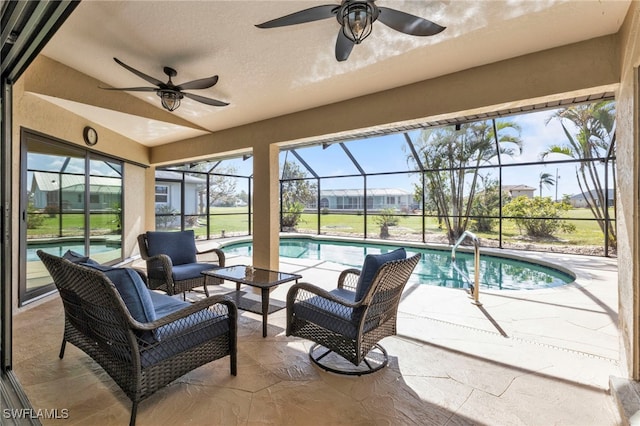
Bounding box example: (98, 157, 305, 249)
(83, 126, 98, 146)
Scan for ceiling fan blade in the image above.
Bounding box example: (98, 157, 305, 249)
(100, 86, 158, 92)
(176, 75, 219, 91)
(183, 92, 229, 107)
(377, 7, 445, 36)
(256, 5, 337, 28)
(335, 30, 355, 62)
(113, 57, 165, 87)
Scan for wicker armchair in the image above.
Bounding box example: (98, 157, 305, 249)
(287, 249, 421, 375)
(137, 230, 225, 298)
(37, 250, 237, 426)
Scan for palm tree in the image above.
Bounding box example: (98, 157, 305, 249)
(539, 172, 555, 197)
(410, 119, 522, 243)
(541, 100, 615, 246)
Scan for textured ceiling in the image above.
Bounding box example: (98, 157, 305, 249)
(39, 0, 631, 146)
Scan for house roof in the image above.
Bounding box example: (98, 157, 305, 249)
(155, 170, 206, 184)
(32, 172, 121, 193)
(502, 185, 537, 191)
(569, 189, 615, 200)
(320, 188, 412, 198)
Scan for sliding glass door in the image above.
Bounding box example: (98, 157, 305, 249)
(20, 130, 123, 304)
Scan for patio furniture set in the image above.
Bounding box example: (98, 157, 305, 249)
(37, 230, 420, 425)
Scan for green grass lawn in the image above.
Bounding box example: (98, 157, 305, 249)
(27, 212, 120, 238)
(28, 207, 613, 248)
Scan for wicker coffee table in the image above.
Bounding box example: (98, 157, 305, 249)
(203, 265, 302, 337)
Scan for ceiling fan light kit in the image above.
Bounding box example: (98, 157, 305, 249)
(256, 0, 445, 61)
(158, 90, 182, 111)
(339, 1, 376, 44)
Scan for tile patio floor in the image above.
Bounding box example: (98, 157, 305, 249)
(12, 247, 622, 425)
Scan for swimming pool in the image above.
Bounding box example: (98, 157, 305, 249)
(220, 238, 574, 290)
(26, 240, 122, 262)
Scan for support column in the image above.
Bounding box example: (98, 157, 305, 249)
(252, 143, 280, 270)
(145, 166, 157, 231)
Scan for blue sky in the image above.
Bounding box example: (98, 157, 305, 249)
(221, 106, 613, 199)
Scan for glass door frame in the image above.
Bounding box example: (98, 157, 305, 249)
(19, 128, 124, 305)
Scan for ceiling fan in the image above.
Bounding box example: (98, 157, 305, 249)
(100, 57, 229, 112)
(256, 0, 445, 62)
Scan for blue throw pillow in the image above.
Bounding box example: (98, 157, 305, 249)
(62, 250, 99, 265)
(146, 230, 197, 266)
(354, 248, 406, 301)
(83, 263, 156, 323)
(62, 250, 89, 264)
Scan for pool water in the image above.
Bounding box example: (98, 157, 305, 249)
(27, 240, 121, 262)
(221, 238, 574, 290)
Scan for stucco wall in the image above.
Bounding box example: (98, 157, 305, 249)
(615, 0, 640, 379)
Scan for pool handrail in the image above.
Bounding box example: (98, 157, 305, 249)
(451, 231, 482, 306)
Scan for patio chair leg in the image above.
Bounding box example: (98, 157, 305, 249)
(129, 401, 138, 426)
(59, 339, 66, 359)
(230, 352, 237, 376)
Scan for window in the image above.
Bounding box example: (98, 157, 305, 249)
(155, 185, 169, 203)
(155, 161, 253, 239)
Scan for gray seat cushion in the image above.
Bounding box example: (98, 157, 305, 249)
(172, 263, 220, 281)
(292, 288, 360, 339)
(141, 291, 230, 367)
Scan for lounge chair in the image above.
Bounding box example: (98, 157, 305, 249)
(137, 230, 225, 298)
(286, 248, 420, 375)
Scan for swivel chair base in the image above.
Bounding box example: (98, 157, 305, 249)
(309, 343, 388, 376)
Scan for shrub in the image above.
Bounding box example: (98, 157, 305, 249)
(503, 196, 575, 238)
(112, 201, 122, 232)
(26, 203, 44, 229)
(281, 201, 305, 229)
(155, 204, 178, 229)
(44, 204, 58, 218)
(374, 208, 401, 239)
(470, 178, 500, 233)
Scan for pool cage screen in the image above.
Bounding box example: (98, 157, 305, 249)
(158, 99, 617, 257)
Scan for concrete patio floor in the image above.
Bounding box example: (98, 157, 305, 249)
(12, 247, 622, 425)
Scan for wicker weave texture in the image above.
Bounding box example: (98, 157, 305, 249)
(287, 253, 420, 367)
(37, 250, 237, 426)
(137, 233, 225, 296)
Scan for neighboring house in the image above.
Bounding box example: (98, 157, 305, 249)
(306, 188, 413, 212)
(30, 171, 121, 211)
(568, 189, 615, 208)
(155, 170, 205, 215)
(502, 185, 536, 199)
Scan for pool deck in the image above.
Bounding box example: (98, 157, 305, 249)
(12, 244, 622, 425)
